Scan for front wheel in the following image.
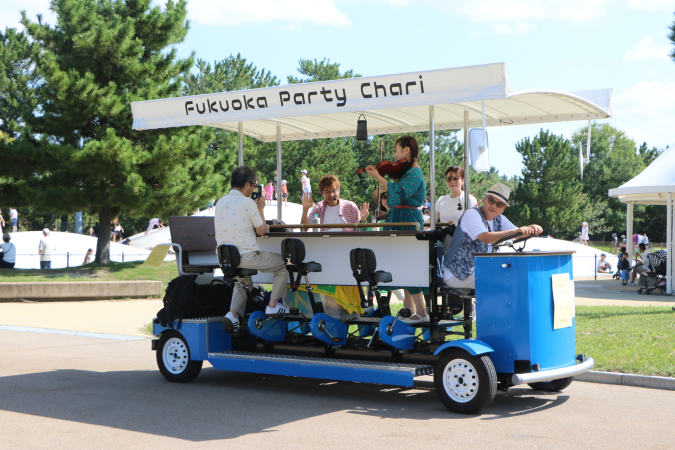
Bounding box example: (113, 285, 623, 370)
(528, 376, 574, 392)
(434, 348, 497, 414)
(156, 330, 203, 383)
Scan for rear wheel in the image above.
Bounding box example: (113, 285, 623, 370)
(528, 376, 574, 392)
(434, 348, 497, 414)
(156, 330, 203, 383)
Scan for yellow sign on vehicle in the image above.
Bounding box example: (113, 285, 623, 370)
(142, 245, 171, 268)
(552, 273, 575, 329)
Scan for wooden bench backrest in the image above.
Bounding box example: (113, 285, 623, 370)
(169, 216, 217, 253)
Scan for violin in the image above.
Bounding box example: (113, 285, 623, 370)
(356, 158, 408, 176)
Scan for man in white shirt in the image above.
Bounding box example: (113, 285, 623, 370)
(629, 243, 651, 286)
(443, 183, 542, 289)
(38, 228, 55, 269)
(215, 166, 289, 328)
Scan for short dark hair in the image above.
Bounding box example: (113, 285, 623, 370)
(231, 166, 257, 189)
(318, 175, 339, 192)
(639, 243, 646, 251)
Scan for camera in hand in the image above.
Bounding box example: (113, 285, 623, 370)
(251, 184, 262, 201)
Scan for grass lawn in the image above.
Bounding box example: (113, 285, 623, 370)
(0, 261, 178, 296)
(575, 305, 675, 377)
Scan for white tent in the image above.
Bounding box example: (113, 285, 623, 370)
(608, 146, 675, 294)
(131, 62, 613, 226)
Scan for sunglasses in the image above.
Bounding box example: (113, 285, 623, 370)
(486, 196, 507, 208)
(445, 176, 462, 182)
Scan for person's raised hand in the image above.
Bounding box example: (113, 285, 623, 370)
(300, 191, 314, 210)
(359, 202, 369, 222)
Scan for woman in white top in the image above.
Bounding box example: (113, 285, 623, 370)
(435, 166, 477, 224)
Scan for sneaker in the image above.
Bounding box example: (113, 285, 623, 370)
(400, 314, 430, 324)
(225, 312, 239, 327)
(265, 304, 289, 315)
(628, 282, 635, 286)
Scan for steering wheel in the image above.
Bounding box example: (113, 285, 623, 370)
(493, 231, 532, 252)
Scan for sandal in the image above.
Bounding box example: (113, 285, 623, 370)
(401, 313, 430, 324)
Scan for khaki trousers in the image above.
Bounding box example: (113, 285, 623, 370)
(230, 251, 288, 316)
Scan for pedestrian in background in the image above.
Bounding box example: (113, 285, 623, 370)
(300, 169, 311, 194)
(610, 233, 618, 252)
(9, 207, 18, 232)
(0, 233, 16, 269)
(264, 181, 274, 206)
(281, 180, 288, 206)
(0, 209, 5, 232)
(580, 221, 589, 246)
(38, 228, 55, 269)
(83, 249, 93, 265)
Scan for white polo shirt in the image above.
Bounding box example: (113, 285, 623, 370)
(215, 189, 264, 255)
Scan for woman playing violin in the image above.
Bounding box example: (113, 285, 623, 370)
(363, 136, 425, 231)
(364, 135, 428, 324)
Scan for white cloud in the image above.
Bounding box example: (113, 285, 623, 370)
(613, 80, 675, 147)
(625, 35, 671, 61)
(626, 0, 675, 11)
(188, 0, 352, 27)
(447, 0, 612, 23)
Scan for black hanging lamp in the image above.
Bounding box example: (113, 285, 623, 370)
(356, 114, 368, 141)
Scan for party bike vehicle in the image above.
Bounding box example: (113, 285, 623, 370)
(132, 63, 606, 413)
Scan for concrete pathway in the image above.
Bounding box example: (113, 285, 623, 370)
(1, 330, 674, 449)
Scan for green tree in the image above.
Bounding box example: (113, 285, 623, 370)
(0, 0, 227, 263)
(184, 53, 279, 96)
(509, 130, 584, 236)
(0, 28, 39, 139)
(571, 123, 646, 238)
(287, 58, 360, 84)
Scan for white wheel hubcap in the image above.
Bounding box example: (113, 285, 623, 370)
(443, 358, 478, 403)
(162, 337, 189, 374)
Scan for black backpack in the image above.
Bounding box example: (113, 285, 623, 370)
(156, 275, 200, 328)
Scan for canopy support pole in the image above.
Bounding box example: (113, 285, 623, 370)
(586, 119, 591, 162)
(667, 193, 672, 295)
(626, 203, 634, 262)
(276, 125, 282, 222)
(463, 107, 470, 211)
(429, 106, 436, 231)
(482, 101, 487, 153)
(238, 122, 244, 166)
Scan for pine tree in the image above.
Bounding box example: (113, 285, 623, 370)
(509, 130, 584, 236)
(0, 0, 226, 263)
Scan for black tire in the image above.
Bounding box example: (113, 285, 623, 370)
(528, 376, 574, 392)
(156, 330, 203, 383)
(434, 348, 497, 414)
(638, 289, 643, 294)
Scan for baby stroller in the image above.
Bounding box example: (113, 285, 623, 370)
(637, 250, 667, 295)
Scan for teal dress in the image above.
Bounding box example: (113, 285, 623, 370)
(385, 166, 426, 295)
(385, 167, 425, 231)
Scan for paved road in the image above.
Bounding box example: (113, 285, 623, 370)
(2, 330, 674, 450)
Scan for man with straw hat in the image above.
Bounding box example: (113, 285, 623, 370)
(442, 183, 542, 289)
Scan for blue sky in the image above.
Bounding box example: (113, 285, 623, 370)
(2, 0, 674, 177)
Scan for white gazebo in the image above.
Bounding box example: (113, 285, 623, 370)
(608, 147, 675, 294)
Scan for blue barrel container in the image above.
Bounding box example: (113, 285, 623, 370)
(474, 251, 576, 374)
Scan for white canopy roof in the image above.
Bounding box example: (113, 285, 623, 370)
(608, 146, 675, 205)
(131, 62, 612, 142)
